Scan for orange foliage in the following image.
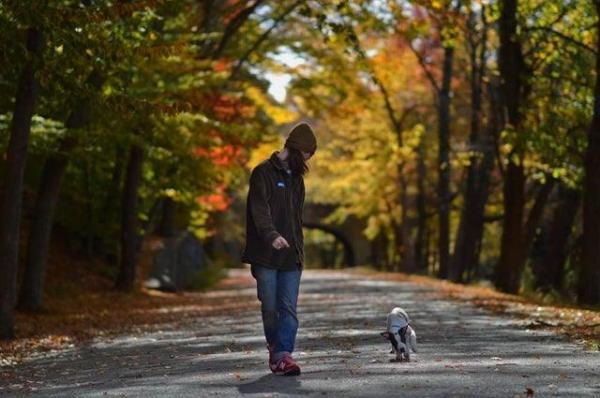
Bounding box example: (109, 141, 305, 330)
(197, 184, 233, 212)
(213, 58, 231, 73)
(195, 144, 243, 167)
(204, 92, 256, 122)
(212, 145, 242, 166)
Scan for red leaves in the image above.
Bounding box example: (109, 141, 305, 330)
(197, 184, 233, 212)
(195, 144, 243, 167)
(203, 92, 255, 122)
(211, 145, 243, 166)
(213, 59, 231, 73)
(194, 136, 245, 213)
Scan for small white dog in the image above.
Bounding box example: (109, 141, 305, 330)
(380, 307, 417, 362)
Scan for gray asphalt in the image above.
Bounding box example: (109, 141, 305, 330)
(2, 269, 600, 397)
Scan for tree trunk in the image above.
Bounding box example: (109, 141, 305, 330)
(496, 165, 526, 292)
(415, 139, 428, 272)
(468, 82, 504, 282)
(394, 161, 416, 272)
(451, 7, 490, 283)
(370, 235, 382, 271)
(422, 222, 431, 273)
(18, 70, 102, 311)
(371, 231, 389, 271)
(17, 139, 74, 311)
(102, 147, 125, 220)
(437, 44, 455, 279)
(115, 144, 144, 292)
(157, 197, 176, 237)
(452, 149, 494, 283)
(0, 28, 43, 339)
(400, 173, 416, 272)
(389, 220, 400, 270)
(532, 186, 580, 293)
(83, 157, 96, 256)
(522, 179, 556, 255)
(494, 0, 529, 293)
(579, 4, 600, 305)
(496, 177, 554, 292)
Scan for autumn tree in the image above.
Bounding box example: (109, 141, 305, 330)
(579, 0, 600, 305)
(0, 25, 44, 339)
(451, 2, 494, 283)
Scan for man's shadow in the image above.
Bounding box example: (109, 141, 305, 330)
(238, 373, 312, 395)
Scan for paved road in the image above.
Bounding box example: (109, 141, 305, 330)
(2, 269, 600, 397)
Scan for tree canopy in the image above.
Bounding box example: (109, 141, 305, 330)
(1, 0, 600, 340)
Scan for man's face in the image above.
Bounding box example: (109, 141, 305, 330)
(301, 151, 314, 161)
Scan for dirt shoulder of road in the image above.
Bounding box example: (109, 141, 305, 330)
(0, 268, 256, 367)
(344, 267, 600, 350)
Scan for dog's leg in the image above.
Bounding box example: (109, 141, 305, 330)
(382, 332, 395, 354)
(393, 332, 406, 362)
(389, 334, 401, 362)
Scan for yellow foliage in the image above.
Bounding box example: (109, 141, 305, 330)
(247, 140, 282, 170)
(246, 86, 296, 125)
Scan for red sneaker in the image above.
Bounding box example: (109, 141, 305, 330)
(270, 353, 301, 376)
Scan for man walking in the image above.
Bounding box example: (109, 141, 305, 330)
(242, 123, 317, 376)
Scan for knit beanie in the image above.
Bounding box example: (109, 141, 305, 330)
(285, 123, 317, 154)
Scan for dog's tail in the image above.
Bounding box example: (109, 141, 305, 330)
(408, 329, 417, 353)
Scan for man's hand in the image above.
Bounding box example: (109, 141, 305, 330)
(272, 236, 290, 250)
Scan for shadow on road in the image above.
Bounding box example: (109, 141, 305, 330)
(1, 270, 599, 397)
(237, 373, 312, 395)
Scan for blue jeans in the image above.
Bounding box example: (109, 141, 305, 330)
(251, 264, 302, 361)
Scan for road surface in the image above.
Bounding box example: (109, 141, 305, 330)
(2, 269, 599, 397)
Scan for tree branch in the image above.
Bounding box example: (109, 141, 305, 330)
(211, 0, 267, 60)
(525, 26, 597, 55)
(229, 0, 304, 80)
(406, 40, 441, 94)
(371, 75, 404, 142)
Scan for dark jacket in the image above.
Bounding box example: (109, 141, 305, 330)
(242, 151, 305, 270)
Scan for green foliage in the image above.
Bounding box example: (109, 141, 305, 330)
(516, 0, 595, 189)
(2, 0, 598, 303)
(0, 0, 295, 261)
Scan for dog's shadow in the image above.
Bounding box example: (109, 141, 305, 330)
(237, 373, 312, 395)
